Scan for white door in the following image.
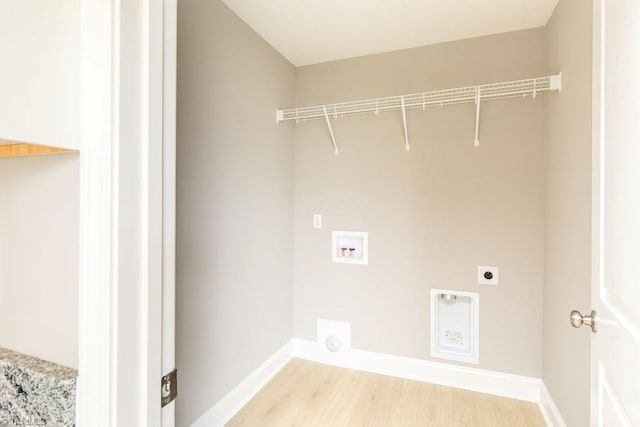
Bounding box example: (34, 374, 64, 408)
(589, 0, 640, 425)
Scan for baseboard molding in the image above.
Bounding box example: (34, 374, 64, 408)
(190, 340, 294, 427)
(539, 382, 567, 427)
(191, 338, 564, 427)
(292, 338, 541, 403)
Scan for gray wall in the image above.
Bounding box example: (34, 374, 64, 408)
(177, 3, 595, 423)
(544, 1, 592, 425)
(176, 1, 295, 425)
(293, 29, 547, 376)
(0, 154, 79, 369)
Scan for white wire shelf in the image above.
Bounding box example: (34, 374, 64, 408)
(276, 73, 561, 156)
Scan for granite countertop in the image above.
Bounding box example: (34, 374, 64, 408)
(0, 348, 77, 427)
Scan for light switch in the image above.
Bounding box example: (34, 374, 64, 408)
(313, 214, 322, 229)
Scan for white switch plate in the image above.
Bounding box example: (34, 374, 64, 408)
(478, 266, 499, 285)
(313, 214, 322, 229)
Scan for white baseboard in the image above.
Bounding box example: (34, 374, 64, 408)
(539, 382, 567, 427)
(191, 338, 565, 427)
(292, 338, 541, 403)
(190, 340, 294, 427)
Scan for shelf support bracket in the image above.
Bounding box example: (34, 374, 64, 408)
(322, 106, 340, 156)
(550, 72, 562, 92)
(401, 96, 410, 151)
(474, 87, 481, 147)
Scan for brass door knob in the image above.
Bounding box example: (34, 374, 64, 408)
(570, 310, 597, 333)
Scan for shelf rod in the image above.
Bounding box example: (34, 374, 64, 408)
(322, 105, 340, 156)
(275, 74, 562, 154)
(401, 96, 410, 152)
(276, 74, 561, 124)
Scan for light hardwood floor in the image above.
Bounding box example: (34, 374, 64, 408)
(227, 358, 546, 427)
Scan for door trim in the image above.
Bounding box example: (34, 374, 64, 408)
(591, 0, 602, 421)
(161, 0, 178, 425)
(77, 0, 174, 425)
(77, 0, 119, 423)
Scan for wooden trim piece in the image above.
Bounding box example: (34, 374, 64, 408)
(228, 359, 546, 426)
(77, 0, 117, 424)
(191, 341, 295, 427)
(161, 0, 178, 426)
(194, 339, 548, 426)
(0, 143, 73, 157)
(77, 0, 172, 424)
(292, 338, 542, 403)
(539, 382, 568, 427)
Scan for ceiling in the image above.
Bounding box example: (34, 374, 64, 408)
(221, 0, 559, 66)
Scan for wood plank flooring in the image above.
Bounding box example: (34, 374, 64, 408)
(227, 358, 546, 427)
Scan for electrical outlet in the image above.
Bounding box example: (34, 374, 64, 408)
(313, 214, 322, 229)
(478, 266, 499, 285)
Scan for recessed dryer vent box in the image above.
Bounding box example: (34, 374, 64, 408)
(332, 231, 368, 265)
(430, 289, 479, 364)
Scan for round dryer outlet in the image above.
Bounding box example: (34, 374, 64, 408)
(325, 335, 341, 352)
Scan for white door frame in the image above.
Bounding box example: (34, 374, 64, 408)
(76, 0, 176, 425)
(162, 0, 178, 424)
